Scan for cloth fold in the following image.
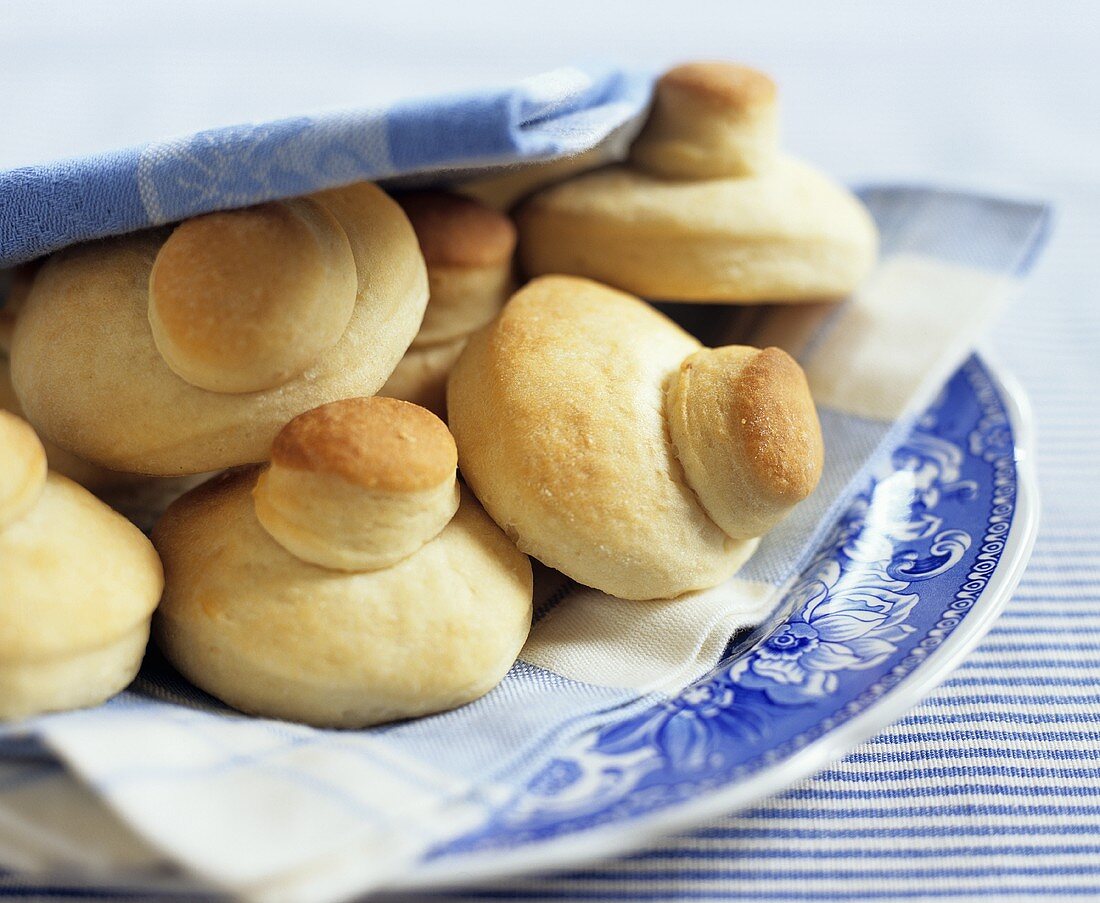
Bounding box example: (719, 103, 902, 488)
(0, 65, 651, 268)
(0, 67, 1050, 903)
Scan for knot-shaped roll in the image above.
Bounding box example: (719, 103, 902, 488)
(253, 397, 460, 570)
(0, 411, 163, 720)
(447, 276, 824, 600)
(380, 192, 516, 415)
(517, 61, 878, 304)
(153, 397, 532, 727)
(630, 62, 779, 179)
(2, 283, 207, 516)
(666, 346, 824, 540)
(11, 182, 428, 475)
(148, 198, 357, 394)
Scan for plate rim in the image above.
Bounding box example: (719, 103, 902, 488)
(390, 351, 1040, 893)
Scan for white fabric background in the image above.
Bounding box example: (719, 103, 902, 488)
(2, 2, 1098, 900)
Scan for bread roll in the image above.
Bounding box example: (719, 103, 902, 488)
(380, 192, 515, 416)
(666, 345, 824, 540)
(154, 398, 532, 728)
(11, 182, 428, 475)
(518, 62, 878, 304)
(395, 191, 516, 346)
(456, 145, 609, 211)
(2, 315, 205, 525)
(254, 397, 459, 571)
(447, 276, 824, 600)
(148, 197, 357, 394)
(630, 62, 778, 179)
(0, 412, 163, 720)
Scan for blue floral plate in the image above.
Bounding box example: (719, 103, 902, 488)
(396, 352, 1038, 891)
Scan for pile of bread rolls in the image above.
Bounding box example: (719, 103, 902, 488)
(0, 63, 875, 728)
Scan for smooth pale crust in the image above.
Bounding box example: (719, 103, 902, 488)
(153, 475, 533, 728)
(0, 623, 150, 721)
(666, 346, 824, 540)
(149, 197, 358, 394)
(0, 469, 162, 719)
(379, 338, 467, 417)
(2, 357, 112, 489)
(397, 191, 516, 267)
(254, 464, 460, 571)
(517, 157, 878, 303)
(414, 264, 514, 347)
(0, 472, 163, 662)
(271, 397, 456, 493)
(447, 276, 758, 601)
(11, 182, 428, 475)
(0, 411, 46, 529)
(1, 353, 206, 522)
(630, 62, 779, 179)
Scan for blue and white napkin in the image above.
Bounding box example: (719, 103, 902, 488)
(0, 67, 1049, 902)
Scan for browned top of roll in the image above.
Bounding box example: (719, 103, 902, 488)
(728, 346, 823, 503)
(397, 191, 517, 267)
(270, 396, 457, 493)
(660, 62, 777, 111)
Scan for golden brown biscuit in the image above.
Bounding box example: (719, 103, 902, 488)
(253, 397, 460, 571)
(447, 276, 824, 600)
(154, 398, 532, 728)
(517, 62, 877, 304)
(148, 197, 357, 394)
(375, 192, 515, 417)
(397, 192, 516, 346)
(11, 182, 428, 475)
(630, 62, 779, 179)
(666, 345, 824, 540)
(0, 413, 163, 720)
(0, 263, 41, 355)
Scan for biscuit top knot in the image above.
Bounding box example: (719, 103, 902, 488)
(0, 410, 47, 530)
(148, 197, 358, 394)
(630, 62, 779, 180)
(666, 345, 823, 540)
(395, 191, 518, 347)
(253, 396, 460, 571)
(397, 191, 517, 268)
